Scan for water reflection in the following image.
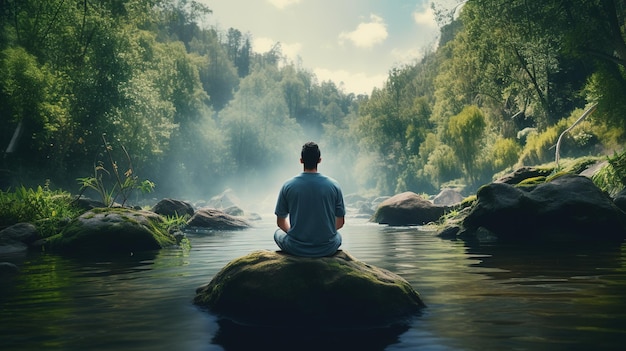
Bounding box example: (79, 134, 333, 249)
(212, 320, 409, 351)
(1, 218, 625, 351)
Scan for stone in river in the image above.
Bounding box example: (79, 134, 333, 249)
(193, 250, 425, 330)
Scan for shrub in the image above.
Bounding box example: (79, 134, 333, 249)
(592, 150, 626, 196)
(0, 182, 82, 237)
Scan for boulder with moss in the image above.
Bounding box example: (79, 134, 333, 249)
(193, 250, 425, 329)
(371, 191, 449, 226)
(45, 208, 178, 255)
(461, 174, 626, 241)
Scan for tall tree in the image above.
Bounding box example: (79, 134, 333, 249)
(444, 105, 486, 185)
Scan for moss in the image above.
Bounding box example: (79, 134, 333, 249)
(516, 176, 547, 187)
(46, 207, 176, 254)
(194, 250, 425, 328)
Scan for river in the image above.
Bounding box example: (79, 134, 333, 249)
(1, 214, 625, 350)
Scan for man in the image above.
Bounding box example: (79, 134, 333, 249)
(274, 142, 346, 257)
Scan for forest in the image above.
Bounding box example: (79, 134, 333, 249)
(1, 0, 625, 203)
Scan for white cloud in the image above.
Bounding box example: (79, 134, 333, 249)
(338, 14, 388, 49)
(253, 37, 302, 63)
(281, 42, 303, 61)
(413, 5, 438, 28)
(390, 47, 423, 64)
(253, 37, 277, 53)
(267, 0, 301, 10)
(314, 67, 387, 95)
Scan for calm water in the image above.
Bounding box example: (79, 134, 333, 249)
(1, 214, 625, 351)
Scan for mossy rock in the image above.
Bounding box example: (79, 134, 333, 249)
(194, 250, 425, 329)
(463, 175, 626, 241)
(46, 207, 176, 255)
(370, 191, 449, 225)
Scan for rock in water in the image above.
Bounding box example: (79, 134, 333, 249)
(463, 174, 626, 241)
(371, 191, 448, 225)
(194, 250, 425, 329)
(45, 208, 177, 254)
(151, 198, 195, 217)
(187, 208, 251, 230)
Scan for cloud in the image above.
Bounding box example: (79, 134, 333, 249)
(253, 37, 302, 62)
(253, 37, 277, 53)
(390, 47, 424, 64)
(280, 42, 303, 62)
(413, 5, 438, 28)
(314, 67, 387, 95)
(267, 0, 301, 10)
(338, 14, 388, 49)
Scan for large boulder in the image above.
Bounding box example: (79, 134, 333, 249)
(462, 175, 626, 241)
(371, 192, 449, 225)
(187, 208, 251, 230)
(45, 208, 177, 254)
(151, 198, 194, 217)
(193, 250, 425, 329)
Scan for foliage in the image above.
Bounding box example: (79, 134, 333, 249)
(77, 134, 154, 207)
(0, 182, 81, 237)
(592, 149, 626, 196)
(518, 120, 567, 166)
(607, 149, 626, 187)
(1, 0, 625, 201)
(584, 67, 626, 141)
(444, 105, 486, 185)
(489, 138, 522, 172)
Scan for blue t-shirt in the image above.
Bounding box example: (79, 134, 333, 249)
(275, 172, 345, 245)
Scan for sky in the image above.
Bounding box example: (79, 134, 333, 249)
(198, 0, 459, 95)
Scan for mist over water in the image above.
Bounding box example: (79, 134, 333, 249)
(157, 134, 363, 215)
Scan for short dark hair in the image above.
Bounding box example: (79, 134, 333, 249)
(301, 142, 321, 169)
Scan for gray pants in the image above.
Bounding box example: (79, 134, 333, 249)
(273, 229, 341, 257)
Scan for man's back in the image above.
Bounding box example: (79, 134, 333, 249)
(274, 141, 345, 257)
(275, 172, 344, 245)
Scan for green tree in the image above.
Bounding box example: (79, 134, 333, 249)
(444, 105, 486, 185)
(0, 47, 52, 160)
(189, 29, 239, 111)
(356, 66, 435, 194)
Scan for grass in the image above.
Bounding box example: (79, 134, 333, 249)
(0, 182, 83, 237)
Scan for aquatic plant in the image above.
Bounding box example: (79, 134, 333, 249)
(77, 134, 154, 207)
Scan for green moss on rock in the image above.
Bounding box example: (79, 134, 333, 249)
(194, 250, 425, 329)
(46, 208, 176, 255)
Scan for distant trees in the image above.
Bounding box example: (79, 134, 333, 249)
(1, 0, 624, 198)
(0, 0, 361, 198)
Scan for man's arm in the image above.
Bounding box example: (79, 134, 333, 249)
(277, 216, 290, 232)
(336, 217, 345, 230)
